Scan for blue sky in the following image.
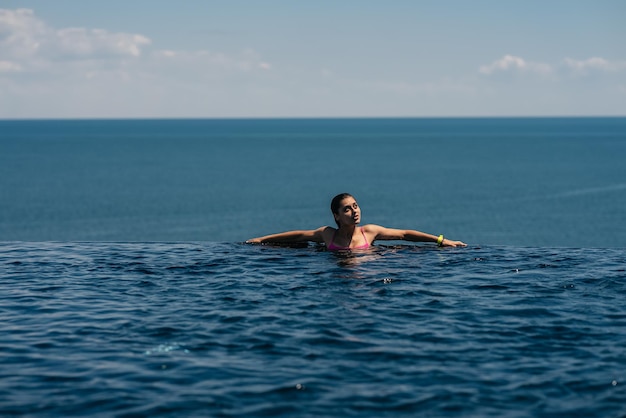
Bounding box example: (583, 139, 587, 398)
(1, 1, 624, 118)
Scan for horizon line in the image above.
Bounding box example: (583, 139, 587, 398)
(1, 115, 625, 122)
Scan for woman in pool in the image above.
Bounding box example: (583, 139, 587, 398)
(247, 193, 467, 250)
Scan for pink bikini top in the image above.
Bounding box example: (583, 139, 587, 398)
(327, 227, 371, 251)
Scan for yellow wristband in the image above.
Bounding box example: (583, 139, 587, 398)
(437, 235, 444, 246)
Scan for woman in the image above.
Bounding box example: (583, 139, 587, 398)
(247, 193, 466, 250)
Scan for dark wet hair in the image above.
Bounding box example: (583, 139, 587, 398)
(330, 193, 354, 226)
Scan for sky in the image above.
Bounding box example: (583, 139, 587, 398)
(0, 1, 625, 118)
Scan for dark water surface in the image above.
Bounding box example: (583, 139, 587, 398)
(1, 242, 625, 417)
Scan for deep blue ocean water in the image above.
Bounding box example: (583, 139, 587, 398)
(1, 118, 626, 416)
(1, 117, 625, 246)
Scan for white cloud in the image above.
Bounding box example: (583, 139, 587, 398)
(0, 7, 271, 89)
(0, 8, 278, 118)
(0, 60, 21, 72)
(480, 54, 626, 80)
(479, 54, 552, 76)
(0, 8, 151, 66)
(564, 57, 626, 74)
(565, 57, 609, 71)
(153, 48, 271, 73)
(0, 8, 46, 59)
(155, 50, 178, 58)
(54, 27, 151, 58)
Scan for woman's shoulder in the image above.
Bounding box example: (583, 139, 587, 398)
(317, 225, 336, 231)
(313, 226, 336, 243)
(316, 225, 336, 236)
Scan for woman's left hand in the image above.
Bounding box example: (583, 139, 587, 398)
(443, 239, 467, 247)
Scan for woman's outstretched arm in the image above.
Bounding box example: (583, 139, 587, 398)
(364, 225, 466, 247)
(247, 227, 328, 244)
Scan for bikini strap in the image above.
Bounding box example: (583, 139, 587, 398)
(328, 229, 338, 248)
(360, 227, 370, 245)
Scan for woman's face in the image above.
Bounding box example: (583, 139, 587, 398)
(334, 196, 361, 226)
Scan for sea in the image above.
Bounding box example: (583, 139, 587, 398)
(1, 117, 625, 417)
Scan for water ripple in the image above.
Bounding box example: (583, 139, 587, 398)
(1, 242, 625, 417)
